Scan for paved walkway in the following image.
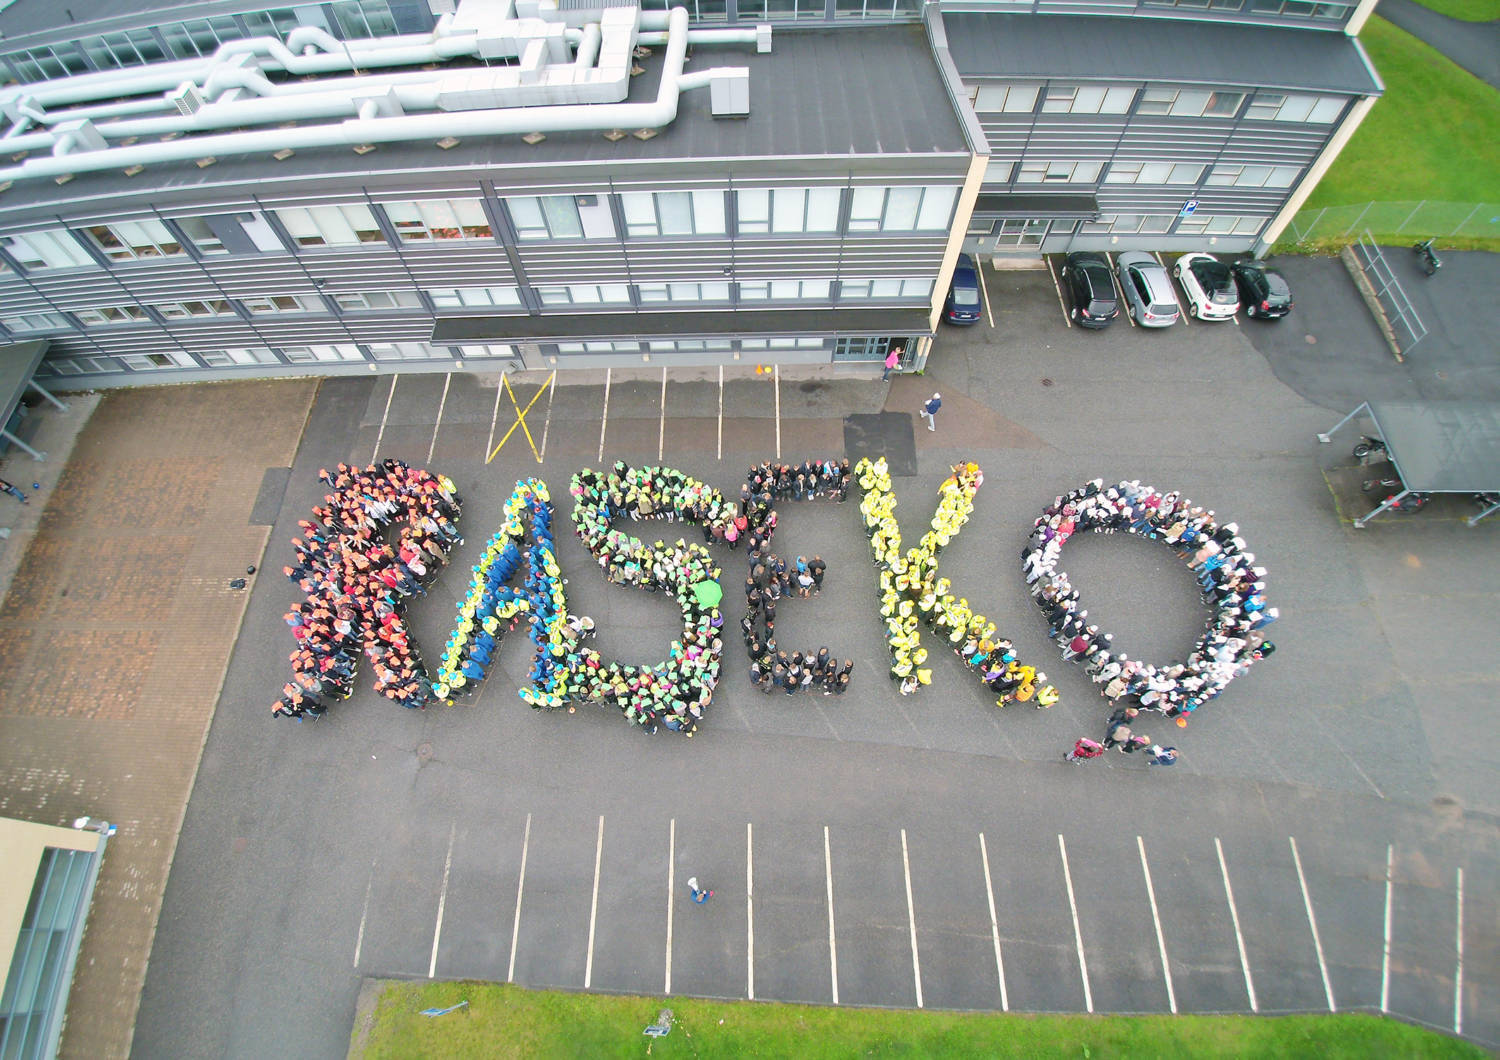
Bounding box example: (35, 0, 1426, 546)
(0, 380, 316, 1058)
(1377, 0, 1500, 89)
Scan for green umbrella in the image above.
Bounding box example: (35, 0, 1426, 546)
(691, 579, 723, 608)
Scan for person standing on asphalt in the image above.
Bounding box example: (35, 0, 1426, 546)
(1149, 745, 1179, 767)
(1066, 737, 1104, 763)
(0, 477, 29, 505)
(920, 393, 942, 432)
(687, 876, 714, 903)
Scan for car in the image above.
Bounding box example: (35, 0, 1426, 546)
(1061, 252, 1118, 329)
(943, 253, 983, 325)
(1172, 252, 1239, 320)
(1115, 251, 1181, 328)
(1231, 259, 1294, 319)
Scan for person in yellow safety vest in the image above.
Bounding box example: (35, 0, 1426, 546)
(1036, 685, 1059, 709)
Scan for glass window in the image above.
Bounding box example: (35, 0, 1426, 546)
(972, 84, 1038, 113)
(457, 344, 518, 358)
(848, 186, 957, 232)
(74, 305, 149, 326)
(504, 195, 615, 240)
(175, 217, 228, 255)
(637, 282, 732, 303)
(620, 191, 726, 236)
(368, 342, 436, 361)
(1016, 161, 1102, 184)
(280, 344, 363, 363)
(740, 337, 825, 350)
(83, 220, 184, 261)
(556, 341, 642, 353)
(332, 290, 423, 310)
(1, 230, 94, 270)
(839, 278, 933, 299)
(241, 294, 326, 314)
(200, 347, 278, 366)
(152, 300, 235, 318)
(1042, 85, 1135, 115)
(275, 205, 384, 246)
(536, 284, 631, 305)
(427, 287, 522, 308)
(1105, 162, 1202, 184)
(736, 188, 841, 234)
(384, 198, 493, 241)
(738, 279, 832, 301)
(1, 311, 71, 332)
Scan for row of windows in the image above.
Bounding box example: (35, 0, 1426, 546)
(968, 212, 1267, 238)
(0, 186, 959, 273)
(2, 2, 399, 84)
(0, 278, 935, 335)
(1142, 0, 1352, 17)
(986, 159, 1302, 188)
(39, 333, 904, 376)
(972, 83, 1347, 124)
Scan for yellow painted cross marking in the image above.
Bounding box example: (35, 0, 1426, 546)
(486, 371, 555, 465)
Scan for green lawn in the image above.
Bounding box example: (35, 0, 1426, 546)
(1305, 16, 1500, 208)
(350, 980, 1486, 1060)
(1410, 0, 1500, 20)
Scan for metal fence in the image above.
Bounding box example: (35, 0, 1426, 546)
(1284, 201, 1499, 244)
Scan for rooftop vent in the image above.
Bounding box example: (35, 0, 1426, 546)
(170, 83, 206, 117)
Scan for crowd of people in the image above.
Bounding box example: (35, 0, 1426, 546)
(855, 458, 1057, 705)
(738, 460, 853, 696)
(276, 460, 461, 720)
(1024, 478, 1276, 729)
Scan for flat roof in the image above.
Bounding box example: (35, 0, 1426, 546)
(0, 26, 967, 217)
(433, 306, 932, 343)
(1364, 401, 1500, 493)
(945, 13, 1383, 95)
(0, 340, 49, 428)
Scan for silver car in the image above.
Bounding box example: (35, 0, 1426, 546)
(1115, 252, 1181, 328)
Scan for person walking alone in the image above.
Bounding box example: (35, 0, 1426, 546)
(1066, 737, 1104, 763)
(0, 477, 29, 505)
(919, 393, 942, 432)
(687, 876, 714, 903)
(882, 346, 902, 381)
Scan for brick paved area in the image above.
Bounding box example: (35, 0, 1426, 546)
(0, 380, 317, 1059)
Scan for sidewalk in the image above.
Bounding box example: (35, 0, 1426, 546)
(0, 379, 317, 1059)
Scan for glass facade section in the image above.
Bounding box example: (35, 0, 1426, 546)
(428, 287, 523, 308)
(384, 199, 493, 241)
(505, 195, 615, 240)
(82, 221, 184, 261)
(736, 188, 841, 234)
(275, 205, 384, 247)
(620, 191, 726, 236)
(1, 231, 93, 271)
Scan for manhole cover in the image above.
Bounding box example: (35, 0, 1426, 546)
(417, 741, 434, 762)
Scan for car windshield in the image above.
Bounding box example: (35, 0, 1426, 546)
(953, 286, 979, 302)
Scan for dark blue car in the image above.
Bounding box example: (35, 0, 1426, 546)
(944, 253, 983, 325)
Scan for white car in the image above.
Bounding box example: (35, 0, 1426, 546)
(1173, 253, 1239, 320)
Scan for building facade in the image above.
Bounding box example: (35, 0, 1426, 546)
(0, 0, 1377, 385)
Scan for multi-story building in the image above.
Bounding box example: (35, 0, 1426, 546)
(0, 0, 1378, 386)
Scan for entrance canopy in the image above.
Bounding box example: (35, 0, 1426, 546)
(1319, 400, 1500, 526)
(0, 340, 69, 461)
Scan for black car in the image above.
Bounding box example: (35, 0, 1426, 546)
(1061, 252, 1119, 329)
(1230, 259, 1294, 319)
(943, 252, 983, 325)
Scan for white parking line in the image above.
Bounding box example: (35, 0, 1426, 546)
(1289, 835, 1336, 1012)
(1454, 866, 1465, 1035)
(746, 822, 755, 1000)
(978, 833, 1008, 1011)
(900, 829, 924, 1008)
(597, 368, 612, 463)
(1215, 837, 1258, 1011)
(507, 813, 531, 983)
(1137, 836, 1177, 1014)
(538, 372, 557, 461)
(1057, 834, 1093, 1013)
(1381, 844, 1393, 1012)
(1107, 252, 1136, 328)
(486, 374, 505, 463)
(657, 366, 668, 462)
(428, 822, 456, 979)
(371, 373, 398, 465)
(1047, 256, 1072, 328)
(773, 363, 782, 460)
(353, 857, 375, 968)
(976, 258, 995, 328)
(665, 818, 675, 995)
(716, 365, 724, 462)
(1153, 251, 1190, 326)
(426, 372, 451, 467)
(824, 824, 839, 1005)
(584, 815, 604, 989)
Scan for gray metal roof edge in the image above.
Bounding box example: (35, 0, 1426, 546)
(924, 8, 991, 158)
(1352, 35, 1386, 95)
(0, 338, 52, 426)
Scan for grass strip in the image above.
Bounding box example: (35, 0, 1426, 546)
(352, 980, 1485, 1060)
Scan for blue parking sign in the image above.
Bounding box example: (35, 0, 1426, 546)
(1181, 200, 1198, 217)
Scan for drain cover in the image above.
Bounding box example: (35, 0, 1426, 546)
(417, 741, 433, 762)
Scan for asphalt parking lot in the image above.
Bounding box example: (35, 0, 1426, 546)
(132, 250, 1500, 1058)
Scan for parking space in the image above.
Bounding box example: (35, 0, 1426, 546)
(749, 821, 836, 1004)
